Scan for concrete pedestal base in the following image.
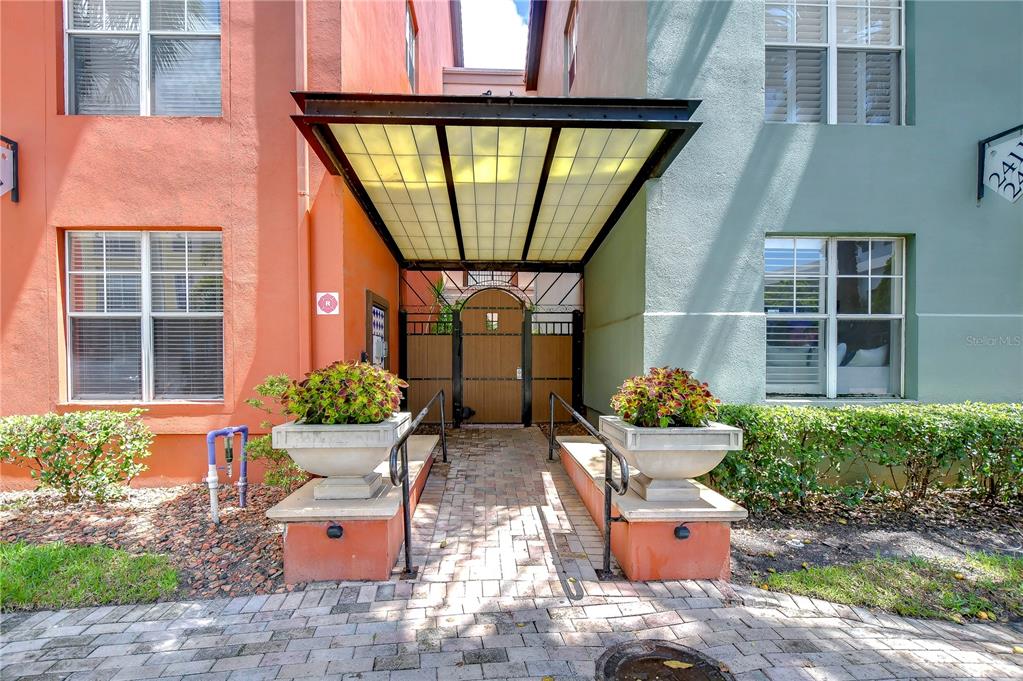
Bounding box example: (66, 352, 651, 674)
(266, 435, 439, 583)
(559, 437, 747, 582)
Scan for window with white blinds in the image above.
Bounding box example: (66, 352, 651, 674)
(406, 2, 417, 93)
(66, 0, 221, 116)
(66, 231, 224, 401)
(765, 0, 903, 125)
(765, 237, 904, 397)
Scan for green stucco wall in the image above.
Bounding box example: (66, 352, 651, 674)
(583, 192, 648, 413)
(630, 0, 1023, 404)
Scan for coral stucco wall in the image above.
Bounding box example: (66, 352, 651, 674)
(0, 0, 457, 488)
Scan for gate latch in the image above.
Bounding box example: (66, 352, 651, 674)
(516, 366, 523, 380)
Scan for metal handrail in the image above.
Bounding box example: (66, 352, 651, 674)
(547, 392, 629, 579)
(388, 389, 448, 576)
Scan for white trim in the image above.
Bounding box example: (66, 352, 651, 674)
(916, 313, 1023, 318)
(63, 0, 222, 116)
(65, 230, 224, 403)
(766, 236, 906, 399)
(643, 311, 766, 317)
(765, 0, 905, 125)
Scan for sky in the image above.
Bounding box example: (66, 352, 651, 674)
(461, 0, 530, 69)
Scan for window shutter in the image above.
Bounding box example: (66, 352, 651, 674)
(765, 48, 826, 123)
(766, 320, 826, 394)
(837, 50, 899, 124)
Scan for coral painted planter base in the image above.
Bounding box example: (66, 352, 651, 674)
(267, 435, 437, 583)
(559, 437, 746, 582)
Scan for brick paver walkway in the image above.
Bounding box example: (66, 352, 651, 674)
(2, 427, 1021, 681)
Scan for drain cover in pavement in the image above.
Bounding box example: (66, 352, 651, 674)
(595, 640, 735, 681)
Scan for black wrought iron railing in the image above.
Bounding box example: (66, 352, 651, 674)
(547, 392, 629, 580)
(389, 389, 448, 577)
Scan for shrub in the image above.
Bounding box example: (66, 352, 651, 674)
(610, 367, 719, 428)
(245, 374, 307, 489)
(0, 410, 152, 502)
(283, 361, 407, 425)
(712, 403, 1023, 511)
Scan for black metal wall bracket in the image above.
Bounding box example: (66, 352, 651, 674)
(0, 135, 19, 203)
(976, 123, 1023, 203)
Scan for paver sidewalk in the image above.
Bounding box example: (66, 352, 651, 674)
(2, 427, 1021, 681)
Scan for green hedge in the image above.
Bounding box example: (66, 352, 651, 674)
(711, 403, 1023, 510)
(0, 410, 153, 502)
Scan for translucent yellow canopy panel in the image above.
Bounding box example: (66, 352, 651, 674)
(294, 93, 701, 268)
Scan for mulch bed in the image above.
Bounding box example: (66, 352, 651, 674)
(731, 490, 1023, 587)
(0, 484, 299, 602)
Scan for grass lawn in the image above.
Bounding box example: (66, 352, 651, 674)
(762, 552, 1023, 623)
(0, 541, 178, 611)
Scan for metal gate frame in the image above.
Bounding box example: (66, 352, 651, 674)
(399, 270, 583, 427)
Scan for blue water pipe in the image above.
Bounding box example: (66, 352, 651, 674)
(205, 425, 248, 525)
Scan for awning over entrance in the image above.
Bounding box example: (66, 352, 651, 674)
(292, 93, 701, 271)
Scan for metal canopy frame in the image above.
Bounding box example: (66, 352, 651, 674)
(292, 92, 702, 270)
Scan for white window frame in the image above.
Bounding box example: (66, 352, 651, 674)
(65, 230, 225, 403)
(63, 0, 222, 116)
(563, 0, 578, 95)
(765, 236, 906, 398)
(405, 1, 417, 94)
(765, 0, 906, 125)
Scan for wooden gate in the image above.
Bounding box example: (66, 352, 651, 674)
(401, 285, 582, 426)
(461, 289, 523, 423)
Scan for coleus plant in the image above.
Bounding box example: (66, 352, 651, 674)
(610, 367, 720, 428)
(283, 361, 408, 425)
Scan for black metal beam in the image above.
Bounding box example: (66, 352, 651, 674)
(522, 309, 533, 426)
(521, 128, 561, 261)
(305, 122, 408, 267)
(293, 92, 700, 130)
(524, 0, 547, 91)
(404, 259, 583, 273)
(581, 127, 692, 265)
(436, 126, 466, 260)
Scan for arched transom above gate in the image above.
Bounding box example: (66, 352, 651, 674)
(292, 93, 701, 271)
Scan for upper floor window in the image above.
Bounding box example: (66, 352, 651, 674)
(765, 237, 905, 397)
(406, 1, 417, 93)
(765, 0, 903, 125)
(66, 0, 222, 116)
(66, 231, 224, 401)
(564, 1, 578, 94)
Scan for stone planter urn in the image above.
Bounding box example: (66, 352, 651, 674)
(598, 416, 742, 502)
(271, 412, 411, 500)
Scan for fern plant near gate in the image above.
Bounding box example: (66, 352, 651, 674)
(0, 410, 152, 502)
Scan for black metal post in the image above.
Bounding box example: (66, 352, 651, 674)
(439, 391, 448, 463)
(548, 392, 556, 461)
(400, 440, 412, 575)
(598, 452, 615, 579)
(571, 310, 584, 411)
(398, 310, 408, 410)
(522, 309, 532, 426)
(452, 310, 462, 428)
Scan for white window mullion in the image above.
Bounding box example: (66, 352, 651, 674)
(139, 0, 150, 115)
(826, 0, 838, 124)
(140, 231, 154, 401)
(826, 238, 838, 397)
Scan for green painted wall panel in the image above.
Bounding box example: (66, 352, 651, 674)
(635, 0, 1022, 403)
